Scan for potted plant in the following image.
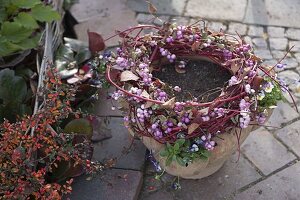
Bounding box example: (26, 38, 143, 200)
(103, 21, 295, 179)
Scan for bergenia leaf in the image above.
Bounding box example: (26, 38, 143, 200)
(87, 31, 105, 54)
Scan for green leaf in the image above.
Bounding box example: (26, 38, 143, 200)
(14, 12, 39, 29)
(166, 155, 173, 166)
(64, 118, 93, 137)
(174, 143, 179, 151)
(176, 156, 186, 166)
(159, 149, 168, 157)
(0, 68, 27, 104)
(0, 21, 32, 42)
(11, 0, 41, 9)
(0, 39, 22, 56)
(31, 4, 60, 22)
(16, 34, 40, 50)
(0, 8, 8, 23)
(177, 139, 185, 147)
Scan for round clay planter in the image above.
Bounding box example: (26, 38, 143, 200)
(140, 125, 253, 179)
(128, 118, 271, 179)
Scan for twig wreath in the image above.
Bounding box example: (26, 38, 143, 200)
(105, 21, 296, 162)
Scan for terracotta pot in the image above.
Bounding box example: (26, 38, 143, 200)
(128, 117, 270, 179)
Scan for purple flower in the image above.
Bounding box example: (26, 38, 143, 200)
(229, 76, 239, 86)
(276, 63, 287, 69)
(239, 99, 251, 111)
(256, 113, 266, 124)
(240, 115, 250, 128)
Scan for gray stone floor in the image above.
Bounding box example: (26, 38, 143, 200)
(69, 0, 300, 199)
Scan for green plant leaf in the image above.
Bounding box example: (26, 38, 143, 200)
(0, 69, 27, 104)
(0, 21, 32, 42)
(16, 34, 40, 50)
(64, 118, 93, 137)
(11, 0, 41, 8)
(174, 143, 179, 151)
(14, 12, 39, 29)
(166, 155, 173, 166)
(176, 156, 185, 166)
(0, 39, 22, 56)
(31, 4, 60, 22)
(0, 8, 8, 23)
(159, 149, 168, 157)
(177, 139, 185, 147)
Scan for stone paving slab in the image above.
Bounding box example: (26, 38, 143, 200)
(265, 101, 299, 129)
(74, 6, 137, 47)
(275, 120, 300, 157)
(93, 87, 124, 117)
(93, 117, 146, 171)
(68, 169, 143, 200)
(139, 152, 261, 200)
(70, 0, 131, 23)
(244, 0, 300, 28)
(241, 128, 296, 175)
(234, 161, 300, 200)
(185, 0, 247, 21)
(127, 0, 185, 15)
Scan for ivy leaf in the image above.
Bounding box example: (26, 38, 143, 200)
(14, 12, 39, 29)
(31, 4, 60, 22)
(11, 0, 40, 9)
(0, 21, 32, 42)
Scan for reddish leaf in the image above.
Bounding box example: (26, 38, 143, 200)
(146, 1, 157, 15)
(252, 76, 263, 91)
(87, 31, 105, 54)
(191, 41, 201, 51)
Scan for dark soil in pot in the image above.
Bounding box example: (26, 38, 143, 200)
(153, 59, 232, 102)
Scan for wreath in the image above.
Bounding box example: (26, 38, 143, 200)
(104, 22, 294, 158)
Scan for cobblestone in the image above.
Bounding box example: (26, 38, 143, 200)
(294, 53, 300, 63)
(227, 23, 248, 35)
(278, 70, 300, 85)
(267, 26, 285, 38)
(254, 49, 273, 60)
(289, 41, 300, 52)
(252, 38, 268, 49)
(241, 128, 296, 175)
(286, 28, 300, 40)
(283, 58, 299, 69)
(269, 38, 288, 51)
(207, 21, 227, 32)
(169, 16, 190, 26)
(271, 50, 289, 59)
(248, 26, 264, 37)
